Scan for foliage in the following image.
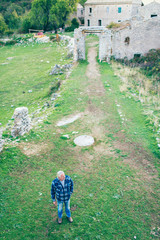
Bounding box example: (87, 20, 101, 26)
(0, 0, 32, 15)
(30, 0, 78, 31)
(107, 22, 121, 29)
(4, 4, 22, 29)
(65, 17, 79, 32)
(79, 0, 87, 6)
(21, 12, 32, 33)
(116, 49, 160, 82)
(0, 13, 8, 35)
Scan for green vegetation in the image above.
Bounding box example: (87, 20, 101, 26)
(0, 39, 70, 127)
(0, 0, 79, 34)
(0, 36, 160, 240)
(106, 22, 121, 29)
(116, 49, 160, 82)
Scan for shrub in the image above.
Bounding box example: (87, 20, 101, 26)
(49, 35, 56, 41)
(5, 40, 17, 45)
(107, 22, 121, 29)
(0, 14, 8, 36)
(65, 18, 79, 32)
(21, 13, 32, 33)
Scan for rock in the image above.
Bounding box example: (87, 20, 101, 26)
(50, 64, 63, 75)
(0, 128, 4, 152)
(7, 57, 14, 60)
(28, 90, 32, 93)
(11, 107, 31, 137)
(50, 64, 72, 75)
(57, 113, 82, 126)
(61, 134, 70, 140)
(74, 135, 94, 146)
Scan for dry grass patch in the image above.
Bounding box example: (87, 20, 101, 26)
(18, 141, 52, 156)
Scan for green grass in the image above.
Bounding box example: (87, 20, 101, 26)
(0, 36, 160, 240)
(0, 41, 70, 126)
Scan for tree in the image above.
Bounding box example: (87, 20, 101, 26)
(30, 0, 78, 31)
(0, 13, 8, 35)
(4, 4, 22, 29)
(30, 0, 52, 31)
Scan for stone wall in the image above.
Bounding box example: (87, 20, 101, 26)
(85, 2, 133, 26)
(139, 2, 160, 20)
(74, 26, 111, 61)
(74, 18, 160, 62)
(112, 18, 160, 60)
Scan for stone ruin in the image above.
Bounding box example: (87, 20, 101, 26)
(74, 18, 160, 62)
(11, 107, 31, 138)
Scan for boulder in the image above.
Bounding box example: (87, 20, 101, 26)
(11, 107, 31, 137)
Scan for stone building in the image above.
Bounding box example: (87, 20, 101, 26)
(84, 0, 142, 26)
(77, 3, 85, 25)
(74, 17, 160, 62)
(111, 17, 160, 59)
(139, 1, 160, 20)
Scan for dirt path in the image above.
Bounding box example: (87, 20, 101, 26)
(80, 42, 158, 182)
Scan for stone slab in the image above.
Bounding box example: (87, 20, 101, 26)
(74, 135, 94, 146)
(57, 113, 82, 126)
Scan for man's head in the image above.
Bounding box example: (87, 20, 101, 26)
(57, 171, 65, 181)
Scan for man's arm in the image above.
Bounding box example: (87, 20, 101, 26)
(51, 181, 56, 203)
(70, 178, 74, 194)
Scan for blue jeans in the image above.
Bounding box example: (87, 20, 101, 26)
(57, 200, 71, 218)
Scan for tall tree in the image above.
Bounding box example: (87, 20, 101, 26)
(0, 13, 8, 35)
(30, 0, 78, 31)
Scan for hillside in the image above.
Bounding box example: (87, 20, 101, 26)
(0, 0, 32, 14)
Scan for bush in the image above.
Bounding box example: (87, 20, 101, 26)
(65, 18, 79, 32)
(0, 40, 5, 46)
(116, 49, 160, 82)
(107, 22, 121, 29)
(5, 40, 17, 45)
(21, 13, 32, 33)
(49, 35, 56, 41)
(0, 13, 8, 36)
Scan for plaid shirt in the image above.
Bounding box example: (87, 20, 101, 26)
(51, 175, 74, 202)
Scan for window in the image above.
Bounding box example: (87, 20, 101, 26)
(98, 20, 102, 26)
(118, 20, 121, 22)
(89, 8, 92, 13)
(151, 14, 157, 18)
(88, 19, 90, 26)
(107, 7, 109, 13)
(118, 7, 122, 13)
(81, 9, 83, 15)
(124, 37, 130, 45)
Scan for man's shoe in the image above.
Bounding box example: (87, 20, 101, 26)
(67, 217, 73, 223)
(58, 218, 62, 224)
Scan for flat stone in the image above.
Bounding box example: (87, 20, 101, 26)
(74, 135, 94, 146)
(57, 113, 82, 126)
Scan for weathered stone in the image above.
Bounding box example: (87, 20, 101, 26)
(57, 113, 82, 126)
(0, 128, 4, 152)
(74, 18, 160, 62)
(74, 135, 94, 146)
(50, 64, 63, 75)
(11, 107, 31, 137)
(50, 64, 72, 75)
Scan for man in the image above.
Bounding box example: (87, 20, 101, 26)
(51, 171, 74, 224)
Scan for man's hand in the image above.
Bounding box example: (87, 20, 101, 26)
(53, 201, 57, 206)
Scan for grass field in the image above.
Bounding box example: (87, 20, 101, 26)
(0, 36, 160, 240)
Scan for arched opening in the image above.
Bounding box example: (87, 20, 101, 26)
(124, 37, 130, 45)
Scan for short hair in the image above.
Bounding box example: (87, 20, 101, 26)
(57, 171, 65, 178)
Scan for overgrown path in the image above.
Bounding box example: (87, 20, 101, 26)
(1, 38, 160, 240)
